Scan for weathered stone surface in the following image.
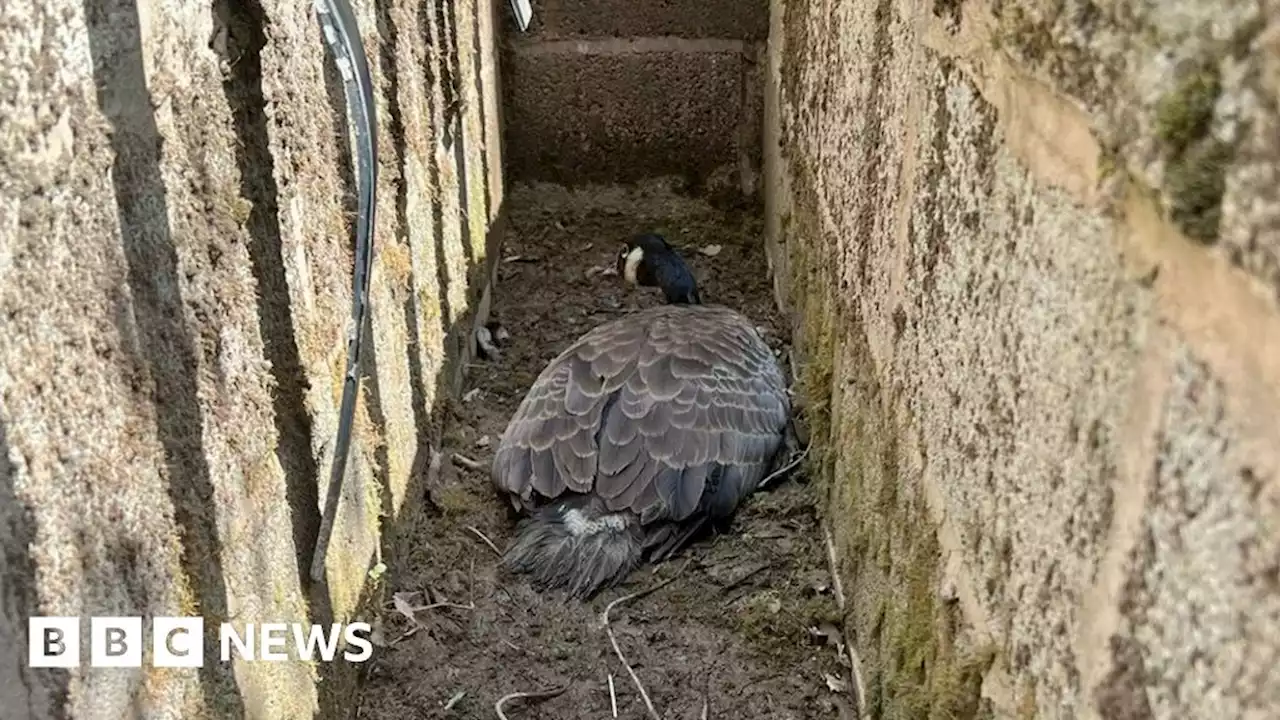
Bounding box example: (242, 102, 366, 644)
(503, 40, 755, 187)
(767, 0, 1280, 718)
(988, 0, 1278, 296)
(500, 0, 766, 194)
(517, 0, 769, 40)
(0, 0, 503, 717)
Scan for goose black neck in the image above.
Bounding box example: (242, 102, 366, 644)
(649, 250, 701, 305)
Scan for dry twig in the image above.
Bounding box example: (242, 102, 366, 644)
(756, 442, 810, 491)
(468, 557, 477, 604)
(608, 674, 618, 718)
(467, 526, 503, 557)
(443, 690, 466, 711)
(494, 685, 569, 720)
(719, 562, 773, 595)
(823, 526, 845, 613)
(601, 559, 692, 720)
(824, 525, 868, 720)
(388, 590, 475, 627)
(453, 453, 484, 471)
(389, 625, 420, 646)
(404, 599, 475, 613)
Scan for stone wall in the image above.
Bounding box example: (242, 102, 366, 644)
(765, 0, 1280, 718)
(0, 0, 504, 716)
(500, 0, 767, 197)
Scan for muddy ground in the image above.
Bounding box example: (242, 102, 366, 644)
(357, 182, 852, 720)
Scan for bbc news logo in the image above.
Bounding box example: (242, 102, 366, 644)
(28, 617, 374, 668)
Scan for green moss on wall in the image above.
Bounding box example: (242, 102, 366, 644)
(1162, 138, 1232, 244)
(1152, 63, 1232, 243)
(782, 153, 992, 720)
(830, 326, 994, 720)
(1153, 68, 1220, 153)
(784, 165, 838, 496)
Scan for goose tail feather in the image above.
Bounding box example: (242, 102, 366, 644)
(502, 495, 644, 599)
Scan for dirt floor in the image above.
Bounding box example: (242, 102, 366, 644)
(356, 181, 852, 720)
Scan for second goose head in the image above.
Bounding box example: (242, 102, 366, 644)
(616, 233, 702, 305)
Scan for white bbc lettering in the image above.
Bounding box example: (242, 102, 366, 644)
(28, 617, 79, 668)
(259, 623, 289, 660)
(91, 617, 142, 667)
(153, 617, 204, 668)
(342, 622, 373, 662)
(218, 622, 374, 662)
(291, 623, 342, 662)
(220, 622, 254, 662)
(27, 618, 374, 666)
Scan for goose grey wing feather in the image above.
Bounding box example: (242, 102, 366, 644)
(492, 318, 646, 501)
(493, 305, 790, 524)
(595, 306, 789, 522)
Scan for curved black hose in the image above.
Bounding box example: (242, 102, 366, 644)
(310, 0, 378, 583)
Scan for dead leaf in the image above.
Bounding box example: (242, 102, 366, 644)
(585, 263, 620, 278)
(393, 592, 421, 624)
(824, 673, 849, 693)
(700, 244, 723, 257)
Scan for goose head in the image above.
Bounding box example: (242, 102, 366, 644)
(616, 233, 702, 305)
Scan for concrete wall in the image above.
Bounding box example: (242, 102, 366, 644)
(0, 0, 504, 716)
(766, 0, 1280, 718)
(501, 0, 767, 197)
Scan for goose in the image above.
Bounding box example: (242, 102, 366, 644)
(491, 233, 792, 598)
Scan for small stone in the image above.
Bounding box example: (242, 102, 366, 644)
(808, 623, 843, 647)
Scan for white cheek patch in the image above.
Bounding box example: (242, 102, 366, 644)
(623, 246, 644, 284)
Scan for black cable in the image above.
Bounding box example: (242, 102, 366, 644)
(310, 0, 378, 584)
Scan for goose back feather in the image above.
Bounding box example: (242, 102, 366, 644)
(492, 303, 790, 596)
